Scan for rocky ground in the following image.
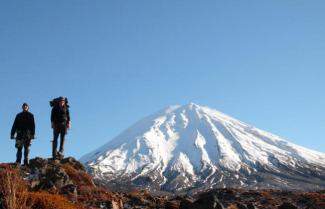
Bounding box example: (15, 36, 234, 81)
(0, 157, 324, 209)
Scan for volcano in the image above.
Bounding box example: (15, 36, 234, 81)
(81, 103, 325, 193)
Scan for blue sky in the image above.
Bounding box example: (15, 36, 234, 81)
(0, 0, 324, 162)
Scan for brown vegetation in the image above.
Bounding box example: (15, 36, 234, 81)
(28, 192, 78, 209)
(0, 164, 31, 209)
(0, 164, 79, 209)
(61, 163, 94, 187)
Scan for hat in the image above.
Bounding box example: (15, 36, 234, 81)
(22, 103, 29, 107)
(59, 97, 66, 101)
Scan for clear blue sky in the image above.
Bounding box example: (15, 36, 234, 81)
(1, 0, 324, 162)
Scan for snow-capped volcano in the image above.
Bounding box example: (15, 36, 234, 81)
(81, 103, 325, 193)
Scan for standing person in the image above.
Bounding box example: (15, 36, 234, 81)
(51, 96, 71, 160)
(11, 103, 35, 166)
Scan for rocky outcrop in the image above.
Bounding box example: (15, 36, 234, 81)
(1, 157, 180, 209)
(28, 157, 77, 193)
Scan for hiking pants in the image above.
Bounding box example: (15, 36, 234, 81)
(15, 132, 32, 164)
(52, 123, 67, 159)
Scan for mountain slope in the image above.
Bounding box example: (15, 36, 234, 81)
(81, 103, 325, 193)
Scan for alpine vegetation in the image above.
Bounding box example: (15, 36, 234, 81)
(81, 103, 325, 193)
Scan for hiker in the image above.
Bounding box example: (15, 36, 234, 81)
(10, 103, 35, 166)
(51, 96, 71, 160)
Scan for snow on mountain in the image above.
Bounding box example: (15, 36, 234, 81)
(81, 103, 325, 193)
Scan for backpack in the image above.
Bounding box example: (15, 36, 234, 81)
(49, 97, 70, 108)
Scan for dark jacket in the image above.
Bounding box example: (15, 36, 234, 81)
(51, 106, 70, 125)
(11, 111, 35, 136)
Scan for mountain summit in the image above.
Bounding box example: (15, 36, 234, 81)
(81, 103, 325, 193)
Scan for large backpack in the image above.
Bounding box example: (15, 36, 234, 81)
(49, 97, 70, 108)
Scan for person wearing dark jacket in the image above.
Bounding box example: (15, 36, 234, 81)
(11, 103, 35, 165)
(51, 96, 71, 160)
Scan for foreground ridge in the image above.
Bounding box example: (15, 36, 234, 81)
(0, 157, 324, 209)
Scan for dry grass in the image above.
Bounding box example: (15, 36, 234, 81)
(0, 164, 32, 209)
(77, 185, 114, 202)
(28, 192, 78, 209)
(0, 165, 81, 209)
(61, 164, 94, 187)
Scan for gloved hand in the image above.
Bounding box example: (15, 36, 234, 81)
(10, 135, 15, 140)
(67, 121, 71, 129)
(31, 135, 35, 139)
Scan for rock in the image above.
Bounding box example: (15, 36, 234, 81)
(97, 200, 121, 209)
(165, 201, 179, 209)
(111, 200, 122, 209)
(194, 193, 224, 209)
(28, 157, 74, 193)
(61, 184, 77, 200)
(179, 198, 194, 209)
(29, 157, 48, 169)
(217, 189, 237, 202)
(236, 203, 247, 209)
(130, 196, 146, 205)
(278, 202, 298, 209)
(123, 203, 132, 209)
(180, 193, 224, 209)
(44, 165, 73, 190)
(246, 203, 256, 209)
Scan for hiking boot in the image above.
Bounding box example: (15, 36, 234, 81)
(58, 152, 64, 161)
(23, 160, 29, 166)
